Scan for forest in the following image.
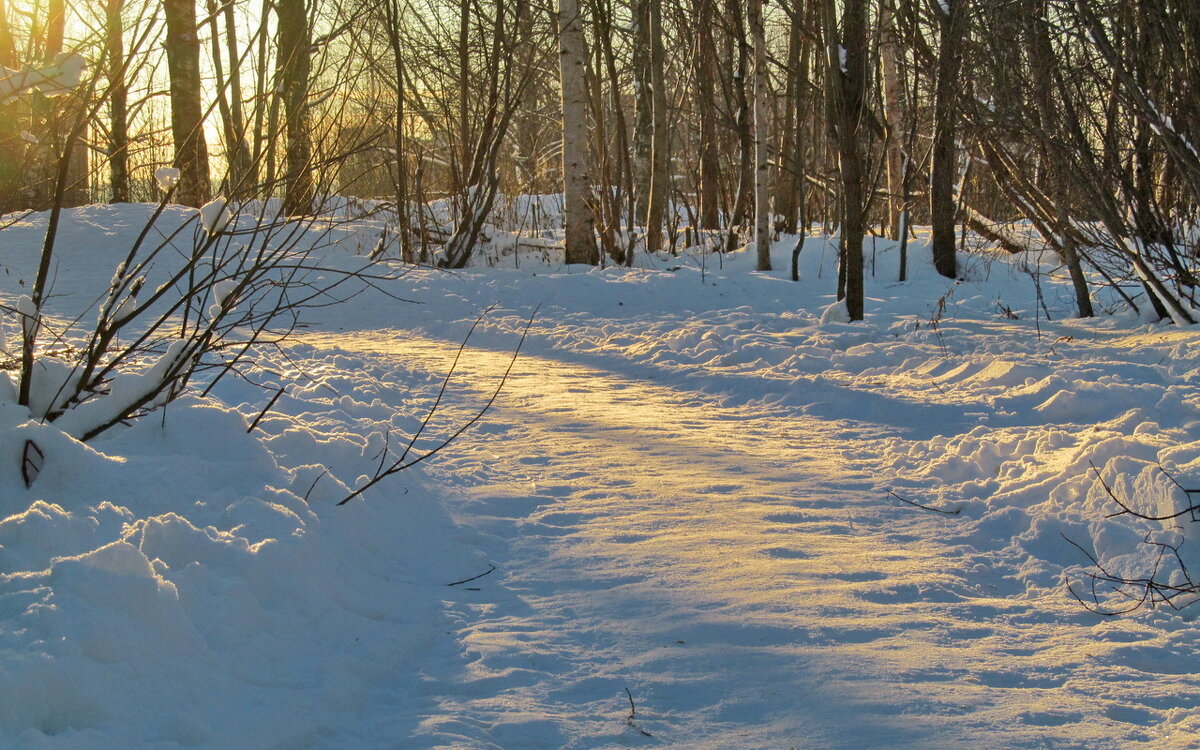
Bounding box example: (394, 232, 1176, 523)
(2, 0, 1198, 321)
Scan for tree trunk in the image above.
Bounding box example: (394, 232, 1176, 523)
(644, 0, 669, 254)
(1026, 2, 1093, 317)
(212, 0, 252, 194)
(776, 11, 801, 235)
(632, 0, 652, 223)
(880, 0, 904, 241)
(593, 0, 636, 263)
(725, 0, 753, 250)
(36, 0, 87, 208)
(696, 0, 721, 231)
(278, 0, 313, 215)
(930, 0, 965, 279)
(457, 0, 472, 200)
(832, 0, 867, 319)
(589, 25, 619, 261)
(384, 0, 412, 261)
(749, 0, 771, 269)
(558, 0, 598, 264)
(205, 0, 237, 193)
(105, 0, 130, 203)
(252, 0, 273, 188)
(163, 0, 212, 207)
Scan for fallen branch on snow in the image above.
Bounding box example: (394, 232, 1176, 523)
(624, 687, 654, 738)
(887, 490, 961, 516)
(446, 564, 497, 587)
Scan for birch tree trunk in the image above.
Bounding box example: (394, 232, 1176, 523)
(776, 11, 801, 235)
(163, 0, 212, 207)
(558, 0, 598, 265)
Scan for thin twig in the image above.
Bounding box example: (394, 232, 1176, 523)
(624, 687, 653, 738)
(887, 490, 961, 516)
(446, 564, 497, 587)
(337, 305, 540, 506)
(1062, 531, 1199, 615)
(397, 304, 498, 465)
(302, 467, 329, 502)
(246, 386, 285, 432)
(1090, 461, 1200, 521)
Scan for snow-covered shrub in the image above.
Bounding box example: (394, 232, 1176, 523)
(2, 195, 409, 444)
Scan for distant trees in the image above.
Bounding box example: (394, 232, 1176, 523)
(0, 0, 1196, 323)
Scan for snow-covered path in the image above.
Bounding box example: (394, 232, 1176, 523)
(307, 329, 1187, 750)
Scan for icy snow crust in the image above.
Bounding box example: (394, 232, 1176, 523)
(0, 203, 1198, 747)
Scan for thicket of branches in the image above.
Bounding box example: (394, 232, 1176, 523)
(1, 0, 1198, 322)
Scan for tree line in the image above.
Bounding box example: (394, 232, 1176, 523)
(1, 0, 1198, 322)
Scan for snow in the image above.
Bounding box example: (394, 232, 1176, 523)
(154, 168, 180, 191)
(199, 197, 232, 235)
(0, 203, 1198, 747)
(0, 53, 86, 101)
(16, 294, 37, 339)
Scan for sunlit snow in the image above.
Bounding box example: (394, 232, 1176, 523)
(0, 202, 1197, 748)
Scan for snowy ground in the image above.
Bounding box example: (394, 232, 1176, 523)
(1, 204, 1199, 748)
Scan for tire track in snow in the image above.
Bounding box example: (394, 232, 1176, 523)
(300, 330, 1188, 750)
